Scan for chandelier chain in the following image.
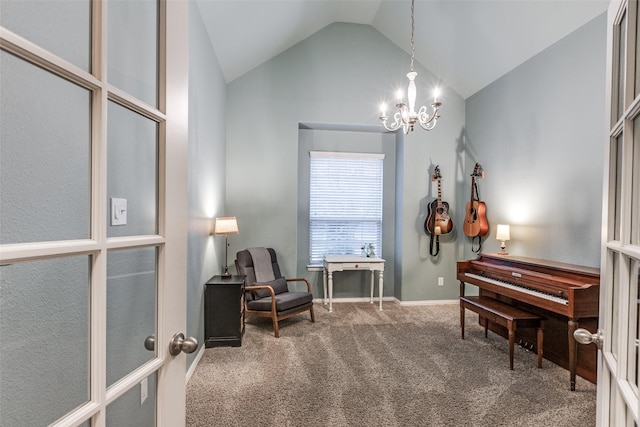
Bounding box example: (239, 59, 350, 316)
(410, 0, 415, 72)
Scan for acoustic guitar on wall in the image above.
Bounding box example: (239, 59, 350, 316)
(463, 163, 489, 239)
(425, 165, 453, 236)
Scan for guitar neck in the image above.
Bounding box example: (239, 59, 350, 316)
(469, 177, 476, 203)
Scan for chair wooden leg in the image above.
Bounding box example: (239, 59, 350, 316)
(271, 314, 280, 338)
(309, 306, 316, 323)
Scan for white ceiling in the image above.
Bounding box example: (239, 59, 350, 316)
(195, 0, 608, 99)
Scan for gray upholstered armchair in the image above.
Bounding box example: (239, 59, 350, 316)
(235, 248, 315, 337)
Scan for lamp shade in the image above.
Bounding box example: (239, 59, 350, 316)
(496, 224, 510, 241)
(214, 217, 239, 235)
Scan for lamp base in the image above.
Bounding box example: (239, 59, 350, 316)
(498, 245, 509, 255)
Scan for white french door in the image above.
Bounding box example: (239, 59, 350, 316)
(596, 1, 640, 425)
(0, 1, 188, 426)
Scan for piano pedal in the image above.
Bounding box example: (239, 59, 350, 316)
(518, 339, 536, 352)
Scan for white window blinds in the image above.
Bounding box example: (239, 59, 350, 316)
(309, 151, 384, 264)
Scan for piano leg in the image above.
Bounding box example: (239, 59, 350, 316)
(537, 320, 545, 369)
(508, 324, 515, 370)
(568, 319, 578, 391)
(460, 302, 465, 339)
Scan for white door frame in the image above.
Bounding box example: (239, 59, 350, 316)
(596, 1, 640, 425)
(0, 0, 189, 425)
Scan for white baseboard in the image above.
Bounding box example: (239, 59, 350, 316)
(312, 296, 395, 304)
(312, 297, 458, 306)
(186, 343, 205, 383)
(395, 298, 458, 306)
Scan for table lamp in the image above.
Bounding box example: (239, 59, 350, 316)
(496, 224, 510, 255)
(214, 217, 239, 277)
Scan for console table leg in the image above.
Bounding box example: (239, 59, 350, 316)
(369, 271, 374, 304)
(323, 269, 328, 305)
(378, 270, 383, 311)
(328, 271, 334, 313)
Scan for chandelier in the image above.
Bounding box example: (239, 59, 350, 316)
(379, 0, 441, 134)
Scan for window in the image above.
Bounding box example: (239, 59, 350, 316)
(309, 151, 384, 264)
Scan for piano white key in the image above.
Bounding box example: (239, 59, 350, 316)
(465, 272, 569, 306)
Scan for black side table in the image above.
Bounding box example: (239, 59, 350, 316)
(204, 275, 246, 347)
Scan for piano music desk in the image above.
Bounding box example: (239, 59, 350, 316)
(460, 296, 544, 370)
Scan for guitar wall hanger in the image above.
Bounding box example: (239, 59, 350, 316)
(464, 163, 489, 253)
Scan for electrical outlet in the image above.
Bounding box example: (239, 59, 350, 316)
(438, 277, 444, 286)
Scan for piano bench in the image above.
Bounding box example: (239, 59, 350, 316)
(460, 296, 545, 370)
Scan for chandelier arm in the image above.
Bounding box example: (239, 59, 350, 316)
(419, 119, 437, 131)
(382, 112, 404, 132)
(417, 105, 429, 122)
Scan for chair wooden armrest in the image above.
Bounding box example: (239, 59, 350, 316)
(286, 277, 312, 292)
(245, 284, 276, 298)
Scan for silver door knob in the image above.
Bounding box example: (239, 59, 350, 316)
(144, 335, 155, 351)
(574, 328, 604, 349)
(169, 332, 198, 356)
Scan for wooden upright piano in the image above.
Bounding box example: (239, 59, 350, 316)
(457, 253, 600, 391)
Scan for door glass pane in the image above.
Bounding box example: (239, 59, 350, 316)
(636, 1, 640, 97)
(106, 372, 156, 426)
(106, 247, 157, 387)
(631, 260, 639, 389)
(0, 0, 91, 71)
(107, 0, 158, 107)
(633, 120, 640, 244)
(107, 102, 158, 237)
(0, 255, 89, 426)
(618, 10, 627, 120)
(612, 252, 620, 360)
(614, 134, 624, 241)
(0, 51, 90, 244)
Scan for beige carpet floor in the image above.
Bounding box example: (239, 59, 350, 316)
(186, 302, 596, 427)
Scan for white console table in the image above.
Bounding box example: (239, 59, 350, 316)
(322, 255, 385, 313)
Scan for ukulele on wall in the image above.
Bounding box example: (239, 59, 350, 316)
(463, 163, 489, 252)
(425, 165, 453, 236)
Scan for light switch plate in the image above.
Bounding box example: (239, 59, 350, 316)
(111, 198, 127, 226)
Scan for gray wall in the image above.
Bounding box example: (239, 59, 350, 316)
(465, 13, 606, 268)
(186, 2, 228, 367)
(225, 22, 467, 301)
(224, 15, 606, 303)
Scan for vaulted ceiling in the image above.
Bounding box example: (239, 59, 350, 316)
(195, 0, 608, 99)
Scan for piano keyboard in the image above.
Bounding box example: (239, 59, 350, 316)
(464, 272, 569, 306)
